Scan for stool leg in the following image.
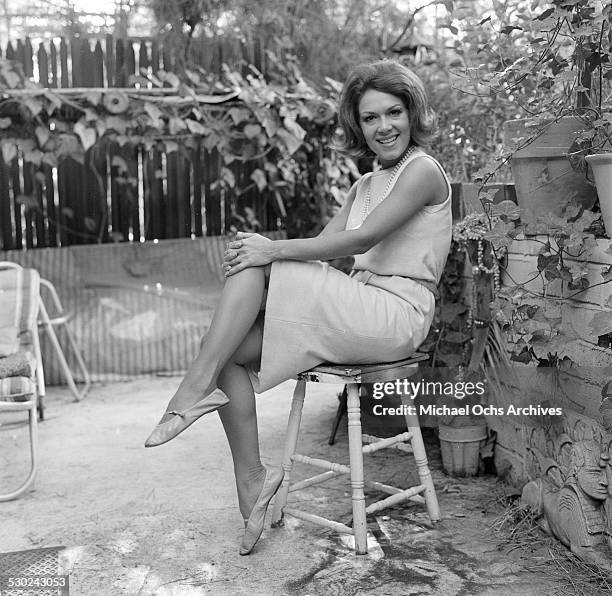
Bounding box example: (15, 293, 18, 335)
(347, 382, 367, 554)
(328, 385, 347, 445)
(401, 395, 440, 522)
(271, 379, 306, 528)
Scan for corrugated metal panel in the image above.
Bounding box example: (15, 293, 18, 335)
(1, 233, 285, 384)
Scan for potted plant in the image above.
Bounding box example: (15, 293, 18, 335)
(419, 212, 510, 476)
(582, 111, 612, 236)
(457, 1, 611, 231)
(437, 392, 488, 477)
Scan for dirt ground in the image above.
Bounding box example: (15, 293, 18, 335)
(0, 376, 584, 595)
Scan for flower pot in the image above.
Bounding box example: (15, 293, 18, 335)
(460, 183, 516, 216)
(438, 423, 487, 477)
(585, 153, 612, 238)
(504, 117, 597, 231)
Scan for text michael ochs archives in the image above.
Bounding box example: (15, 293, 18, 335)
(370, 379, 564, 418)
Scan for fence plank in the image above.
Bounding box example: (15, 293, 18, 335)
(162, 40, 173, 73)
(125, 40, 136, 85)
(33, 164, 47, 247)
(37, 42, 49, 87)
(115, 38, 126, 87)
(15, 39, 24, 69)
(56, 160, 68, 245)
(59, 38, 69, 87)
(192, 144, 203, 236)
(109, 143, 139, 242)
(138, 40, 149, 74)
(109, 142, 127, 241)
(22, 160, 36, 248)
(23, 38, 33, 77)
(81, 39, 94, 88)
(50, 40, 58, 88)
(5, 41, 14, 61)
(56, 158, 83, 245)
(165, 148, 179, 238)
(82, 147, 107, 243)
(70, 37, 82, 87)
(126, 144, 140, 239)
(0, 161, 14, 250)
(204, 149, 222, 235)
(93, 40, 104, 87)
(105, 34, 115, 87)
(174, 149, 187, 237)
(150, 39, 160, 74)
(96, 146, 110, 242)
(9, 157, 23, 249)
(42, 164, 58, 247)
(142, 146, 159, 239)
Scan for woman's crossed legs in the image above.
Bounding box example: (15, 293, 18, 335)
(149, 266, 273, 520)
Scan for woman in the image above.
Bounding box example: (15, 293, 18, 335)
(145, 60, 452, 555)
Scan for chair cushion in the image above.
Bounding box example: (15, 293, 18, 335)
(0, 376, 36, 402)
(0, 351, 35, 379)
(0, 326, 19, 357)
(0, 268, 40, 332)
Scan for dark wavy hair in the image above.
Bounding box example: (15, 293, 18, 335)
(334, 60, 438, 157)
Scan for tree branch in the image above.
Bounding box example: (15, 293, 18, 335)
(387, 0, 445, 52)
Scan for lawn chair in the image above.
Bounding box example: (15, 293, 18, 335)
(0, 266, 42, 500)
(0, 262, 91, 404)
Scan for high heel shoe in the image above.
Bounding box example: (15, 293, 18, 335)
(144, 388, 229, 448)
(239, 467, 285, 555)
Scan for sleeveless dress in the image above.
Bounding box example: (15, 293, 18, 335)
(250, 148, 452, 393)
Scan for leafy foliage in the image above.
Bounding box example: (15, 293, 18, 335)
(0, 57, 358, 240)
(485, 200, 601, 365)
(440, 0, 612, 180)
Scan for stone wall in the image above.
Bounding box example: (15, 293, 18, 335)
(486, 238, 612, 484)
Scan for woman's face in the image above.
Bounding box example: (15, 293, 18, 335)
(358, 89, 411, 168)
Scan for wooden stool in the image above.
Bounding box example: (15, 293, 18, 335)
(271, 353, 440, 554)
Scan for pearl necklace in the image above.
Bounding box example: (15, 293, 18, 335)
(361, 146, 417, 222)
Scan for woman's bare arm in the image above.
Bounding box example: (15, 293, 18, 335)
(224, 157, 447, 275)
(318, 181, 358, 236)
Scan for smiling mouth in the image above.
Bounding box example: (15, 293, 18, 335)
(377, 135, 399, 145)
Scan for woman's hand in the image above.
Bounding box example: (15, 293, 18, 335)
(223, 232, 277, 277)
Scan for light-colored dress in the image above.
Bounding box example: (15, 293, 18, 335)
(251, 148, 452, 393)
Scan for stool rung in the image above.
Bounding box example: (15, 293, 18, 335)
(365, 485, 426, 515)
(289, 470, 340, 492)
(292, 454, 350, 475)
(275, 368, 441, 555)
(364, 479, 426, 504)
(394, 443, 414, 454)
(363, 433, 414, 453)
(362, 432, 413, 454)
(283, 507, 353, 535)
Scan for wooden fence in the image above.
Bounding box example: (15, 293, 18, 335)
(0, 142, 277, 251)
(0, 35, 281, 250)
(0, 35, 272, 88)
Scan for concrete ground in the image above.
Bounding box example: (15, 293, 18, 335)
(1, 377, 565, 595)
